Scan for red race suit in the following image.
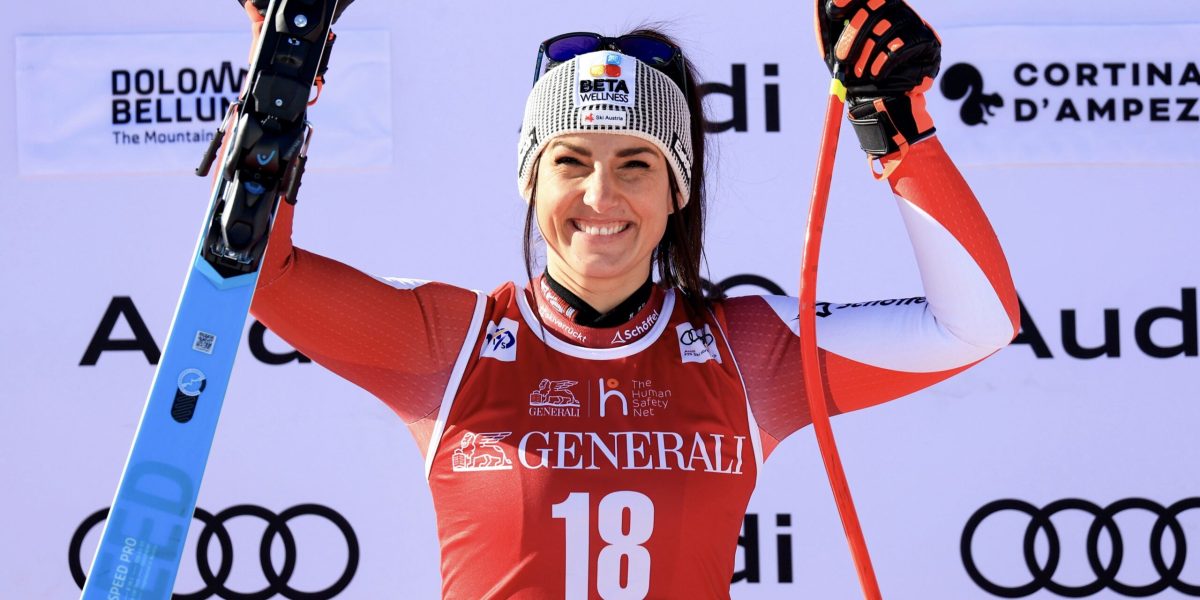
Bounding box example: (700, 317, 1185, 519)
(250, 138, 1019, 599)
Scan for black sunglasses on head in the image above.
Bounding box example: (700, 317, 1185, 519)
(532, 32, 689, 94)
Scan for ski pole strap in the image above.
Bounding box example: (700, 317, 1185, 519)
(846, 77, 936, 180)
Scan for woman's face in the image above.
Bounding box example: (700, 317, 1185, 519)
(534, 133, 675, 288)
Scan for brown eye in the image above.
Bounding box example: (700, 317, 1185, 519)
(555, 156, 583, 166)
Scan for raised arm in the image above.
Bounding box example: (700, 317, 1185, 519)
(251, 202, 484, 426)
(230, 0, 485, 428)
(723, 0, 1018, 455)
(724, 136, 1017, 454)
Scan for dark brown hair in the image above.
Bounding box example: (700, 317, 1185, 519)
(522, 27, 710, 314)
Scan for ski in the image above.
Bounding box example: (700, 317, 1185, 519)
(81, 1, 342, 598)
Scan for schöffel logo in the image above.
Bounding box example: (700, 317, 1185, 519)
(70, 504, 358, 600)
(451, 432, 514, 472)
(962, 498, 1200, 597)
(528, 379, 581, 417)
(611, 307, 660, 345)
(480, 317, 519, 362)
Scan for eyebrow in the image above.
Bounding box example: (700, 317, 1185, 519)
(616, 146, 656, 158)
(550, 140, 658, 159)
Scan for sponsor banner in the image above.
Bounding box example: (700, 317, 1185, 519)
(4, 3, 1196, 599)
(15, 31, 392, 175)
(928, 24, 1200, 165)
(69, 503, 360, 600)
(962, 497, 1200, 598)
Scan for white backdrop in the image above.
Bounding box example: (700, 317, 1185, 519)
(2, 1, 1198, 598)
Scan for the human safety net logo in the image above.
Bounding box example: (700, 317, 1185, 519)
(575, 52, 636, 109)
(526, 377, 671, 419)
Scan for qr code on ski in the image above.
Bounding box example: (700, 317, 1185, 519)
(192, 331, 216, 354)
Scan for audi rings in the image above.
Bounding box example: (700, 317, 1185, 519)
(70, 504, 359, 600)
(962, 498, 1200, 598)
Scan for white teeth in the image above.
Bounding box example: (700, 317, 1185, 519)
(575, 221, 628, 236)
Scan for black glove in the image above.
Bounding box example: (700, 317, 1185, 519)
(815, 0, 941, 163)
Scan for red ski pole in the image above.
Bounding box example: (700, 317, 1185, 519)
(798, 78, 883, 600)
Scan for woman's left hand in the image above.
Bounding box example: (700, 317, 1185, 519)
(815, 0, 941, 96)
(815, 0, 942, 163)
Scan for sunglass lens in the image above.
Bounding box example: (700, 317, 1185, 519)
(616, 37, 676, 66)
(545, 35, 602, 62)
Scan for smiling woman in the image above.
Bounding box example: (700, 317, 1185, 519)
(533, 135, 674, 312)
(248, 4, 1019, 599)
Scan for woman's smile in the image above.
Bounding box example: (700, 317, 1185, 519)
(570, 219, 632, 237)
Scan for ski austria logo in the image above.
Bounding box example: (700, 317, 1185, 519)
(528, 379, 581, 417)
(70, 503, 358, 600)
(580, 109, 628, 127)
(940, 63, 1004, 126)
(677, 323, 722, 364)
(451, 432, 514, 472)
(480, 317, 518, 362)
(575, 52, 635, 108)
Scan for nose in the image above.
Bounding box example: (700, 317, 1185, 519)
(581, 164, 620, 213)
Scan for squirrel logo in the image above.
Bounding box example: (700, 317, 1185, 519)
(940, 63, 1004, 126)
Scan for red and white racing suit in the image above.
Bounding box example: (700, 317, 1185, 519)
(250, 137, 1019, 599)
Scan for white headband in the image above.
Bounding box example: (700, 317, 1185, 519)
(516, 50, 694, 207)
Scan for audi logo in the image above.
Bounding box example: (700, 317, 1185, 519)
(70, 504, 359, 600)
(700, 274, 786, 299)
(962, 498, 1200, 597)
